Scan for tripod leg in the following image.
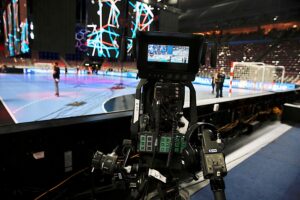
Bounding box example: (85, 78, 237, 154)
(210, 178, 226, 200)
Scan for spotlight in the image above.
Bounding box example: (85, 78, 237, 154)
(30, 22, 34, 30)
(30, 32, 34, 39)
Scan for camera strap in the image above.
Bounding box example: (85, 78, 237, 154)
(186, 82, 197, 127)
(131, 79, 148, 141)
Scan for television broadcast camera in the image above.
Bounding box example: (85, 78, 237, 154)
(91, 31, 227, 200)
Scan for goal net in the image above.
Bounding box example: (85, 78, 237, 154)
(229, 62, 285, 96)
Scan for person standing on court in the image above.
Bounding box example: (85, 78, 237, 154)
(216, 67, 226, 98)
(64, 65, 68, 75)
(52, 62, 60, 97)
(211, 69, 216, 94)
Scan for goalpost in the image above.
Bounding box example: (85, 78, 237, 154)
(228, 62, 285, 96)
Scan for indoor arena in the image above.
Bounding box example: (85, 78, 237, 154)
(0, 0, 299, 200)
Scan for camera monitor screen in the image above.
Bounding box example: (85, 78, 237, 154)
(137, 31, 205, 81)
(147, 44, 189, 64)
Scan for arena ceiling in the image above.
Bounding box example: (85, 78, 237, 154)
(162, 0, 300, 32)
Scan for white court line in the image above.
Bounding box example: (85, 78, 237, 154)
(284, 103, 300, 108)
(101, 101, 108, 113)
(12, 96, 53, 114)
(0, 96, 18, 123)
(101, 94, 125, 113)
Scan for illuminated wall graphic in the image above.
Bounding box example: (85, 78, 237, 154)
(7, 4, 14, 56)
(19, 0, 29, 53)
(127, 0, 154, 54)
(2, 10, 8, 42)
(2, 11, 8, 48)
(86, 0, 121, 58)
(75, 27, 89, 52)
(2, 0, 30, 56)
(77, 0, 154, 58)
(20, 19, 29, 53)
(13, 1, 20, 55)
(129, 1, 153, 38)
(127, 38, 133, 54)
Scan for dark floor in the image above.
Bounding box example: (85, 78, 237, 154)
(0, 99, 14, 125)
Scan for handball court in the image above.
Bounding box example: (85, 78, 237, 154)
(0, 72, 299, 200)
(0, 72, 279, 125)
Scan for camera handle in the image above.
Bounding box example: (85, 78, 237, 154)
(131, 79, 148, 142)
(185, 82, 197, 126)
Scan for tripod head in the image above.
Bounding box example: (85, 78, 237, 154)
(91, 31, 227, 200)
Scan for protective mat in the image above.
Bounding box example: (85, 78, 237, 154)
(192, 126, 300, 200)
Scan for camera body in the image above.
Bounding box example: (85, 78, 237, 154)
(131, 31, 206, 171)
(134, 81, 188, 173)
(92, 31, 227, 200)
(137, 82, 185, 154)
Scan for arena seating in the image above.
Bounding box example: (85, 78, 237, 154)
(1, 28, 299, 84)
(200, 28, 300, 83)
